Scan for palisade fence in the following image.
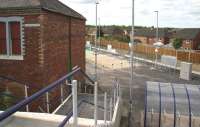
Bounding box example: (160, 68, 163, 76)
(92, 40, 200, 64)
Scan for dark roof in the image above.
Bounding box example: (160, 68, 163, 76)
(134, 28, 169, 38)
(0, 0, 85, 20)
(172, 28, 200, 39)
(102, 27, 125, 35)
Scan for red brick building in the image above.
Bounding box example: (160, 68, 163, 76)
(0, 0, 86, 111)
(134, 28, 170, 45)
(172, 28, 200, 50)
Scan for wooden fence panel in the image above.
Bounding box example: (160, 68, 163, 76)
(190, 52, 200, 64)
(89, 40, 200, 64)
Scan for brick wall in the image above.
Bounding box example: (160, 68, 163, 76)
(0, 12, 44, 87)
(0, 10, 86, 111)
(41, 11, 85, 111)
(134, 36, 169, 45)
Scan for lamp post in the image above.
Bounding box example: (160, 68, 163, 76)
(98, 18, 101, 50)
(154, 11, 159, 42)
(154, 11, 159, 67)
(95, 1, 99, 81)
(130, 0, 134, 100)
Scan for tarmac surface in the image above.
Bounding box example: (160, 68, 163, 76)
(55, 50, 200, 127)
(85, 50, 200, 127)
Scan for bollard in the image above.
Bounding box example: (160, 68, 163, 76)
(46, 92, 50, 113)
(72, 80, 78, 127)
(94, 82, 98, 127)
(24, 85, 29, 112)
(104, 92, 107, 124)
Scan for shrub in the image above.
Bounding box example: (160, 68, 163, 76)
(173, 38, 182, 49)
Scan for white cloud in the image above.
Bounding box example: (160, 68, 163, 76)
(60, 0, 200, 28)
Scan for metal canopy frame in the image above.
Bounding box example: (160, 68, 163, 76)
(144, 82, 200, 127)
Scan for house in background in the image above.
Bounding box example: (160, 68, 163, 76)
(172, 28, 200, 50)
(134, 28, 170, 45)
(0, 0, 86, 111)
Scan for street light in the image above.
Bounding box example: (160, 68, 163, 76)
(154, 11, 159, 42)
(154, 11, 159, 68)
(98, 18, 101, 50)
(94, 1, 99, 81)
(129, 0, 134, 112)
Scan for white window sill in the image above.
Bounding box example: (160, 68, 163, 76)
(0, 55, 24, 60)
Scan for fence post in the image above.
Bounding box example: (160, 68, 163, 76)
(94, 82, 98, 127)
(46, 92, 50, 113)
(104, 92, 107, 124)
(24, 85, 29, 112)
(189, 50, 191, 62)
(72, 80, 78, 127)
(60, 84, 64, 103)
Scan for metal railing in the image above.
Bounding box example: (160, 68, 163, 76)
(56, 75, 121, 127)
(0, 65, 121, 127)
(0, 75, 35, 112)
(0, 66, 94, 122)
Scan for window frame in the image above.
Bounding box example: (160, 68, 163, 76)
(0, 17, 24, 60)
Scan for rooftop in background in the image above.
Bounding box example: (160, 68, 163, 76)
(172, 28, 200, 40)
(0, 0, 85, 20)
(134, 28, 170, 38)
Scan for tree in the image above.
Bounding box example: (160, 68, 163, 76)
(173, 38, 182, 49)
(97, 27, 104, 38)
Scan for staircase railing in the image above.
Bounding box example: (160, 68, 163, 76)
(0, 66, 94, 122)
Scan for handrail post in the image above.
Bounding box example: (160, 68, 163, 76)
(104, 92, 107, 124)
(24, 85, 29, 112)
(114, 84, 116, 107)
(72, 80, 78, 127)
(151, 108, 154, 126)
(46, 92, 50, 113)
(110, 98, 113, 121)
(61, 84, 64, 103)
(116, 81, 119, 97)
(94, 82, 98, 127)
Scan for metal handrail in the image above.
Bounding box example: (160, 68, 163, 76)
(0, 66, 95, 122)
(58, 99, 83, 127)
(0, 75, 27, 86)
(58, 98, 106, 127)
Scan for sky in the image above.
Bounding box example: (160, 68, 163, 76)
(60, 0, 200, 28)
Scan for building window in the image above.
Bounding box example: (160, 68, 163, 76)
(185, 40, 190, 44)
(0, 17, 24, 60)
